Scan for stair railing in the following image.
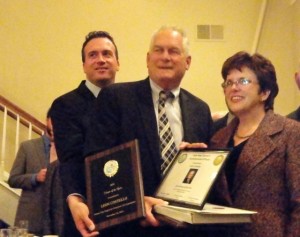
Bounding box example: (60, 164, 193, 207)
(0, 95, 46, 182)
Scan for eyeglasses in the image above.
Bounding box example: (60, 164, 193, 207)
(221, 78, 253, 89)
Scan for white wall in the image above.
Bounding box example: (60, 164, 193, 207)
(258, 0, 300, 114)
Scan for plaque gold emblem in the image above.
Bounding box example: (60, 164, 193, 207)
(104, 160, 119, 177)
(213, 155, 224, 166)
(177, 154, 187, 163)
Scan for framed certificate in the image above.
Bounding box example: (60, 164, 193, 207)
(155, 148, 231, 210)
(85, 139, 145, 230)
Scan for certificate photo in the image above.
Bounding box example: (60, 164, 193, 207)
(182, 168, 198, 184)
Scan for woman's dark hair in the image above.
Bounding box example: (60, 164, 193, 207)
(221, 51, 279, 110)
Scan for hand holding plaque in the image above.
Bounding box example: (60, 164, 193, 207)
(85, 140, 145, 230)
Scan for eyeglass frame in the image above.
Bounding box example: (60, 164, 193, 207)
(221, 77, 253, 89)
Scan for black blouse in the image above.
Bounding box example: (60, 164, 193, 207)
(225, 137, 248, 196)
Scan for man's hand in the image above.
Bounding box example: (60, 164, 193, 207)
(68, 195, 99, 237)
(140, 196, 168, 227)
(36, 168, 47, 183)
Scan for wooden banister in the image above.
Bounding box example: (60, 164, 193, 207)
(0, 95, 46, 135)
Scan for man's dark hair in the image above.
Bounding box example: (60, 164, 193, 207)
(221, 51, 279, 111)
(81, 31, 119, 62)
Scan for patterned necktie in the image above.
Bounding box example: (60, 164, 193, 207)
(158, 91, 178, 173)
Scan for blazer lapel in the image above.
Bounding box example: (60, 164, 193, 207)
(232, 111, 284, 194)
(135, 78, 162, 176)
(180, 90, 193, 141)
(232, 135, 275, 193)
(35, 137, 47, 168)
(77, 80, 96, 101)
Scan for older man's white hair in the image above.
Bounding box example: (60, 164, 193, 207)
(149, 26, 190, 57)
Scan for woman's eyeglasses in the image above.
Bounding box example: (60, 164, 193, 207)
(221, 78, 253, 89)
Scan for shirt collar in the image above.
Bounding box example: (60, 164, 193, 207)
(85, 80, 101, 98)
(149, 78, 180, 103)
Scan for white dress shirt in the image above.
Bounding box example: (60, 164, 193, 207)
(149, 79, 183, 149)
(85, 80, 101, 98)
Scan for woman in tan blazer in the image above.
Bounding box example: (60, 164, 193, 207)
(210, 51, 300, 237)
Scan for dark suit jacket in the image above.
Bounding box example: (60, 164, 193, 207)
(84, 78, 217, 237)
(212, 113, 229, 135)
(43, 160, 64, 236)
(287, 106, 300, 122)
(51, 80, 96, 197)
(51, 80, 96, 237)
(85, 78, 213, 195)
(210, 111, 300, 237)
(8, 137, 47, 235)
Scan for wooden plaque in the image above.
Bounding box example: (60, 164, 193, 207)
(85, 139, 145, 230)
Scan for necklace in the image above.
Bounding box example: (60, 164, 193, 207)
(234, 132, 253, 139)
(234, 127, 254, 139)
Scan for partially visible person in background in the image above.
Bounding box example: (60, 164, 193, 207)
(0, 219, 9, 229)
(212, 111, 234, 134)
(43, 158, 64, 237)
(287, 70, 300, 121)
(8, 110, 56, 236)
(209, 51, 300, 237)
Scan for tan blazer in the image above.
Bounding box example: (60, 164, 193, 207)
(210, 111, 300, 237)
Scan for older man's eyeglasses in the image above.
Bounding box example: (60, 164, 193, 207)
(221, 78, 253, 89)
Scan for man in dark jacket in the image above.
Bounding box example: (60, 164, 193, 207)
(50, 30, 119, 237)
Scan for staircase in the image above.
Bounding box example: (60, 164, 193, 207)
(0, 95, 46, 226)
